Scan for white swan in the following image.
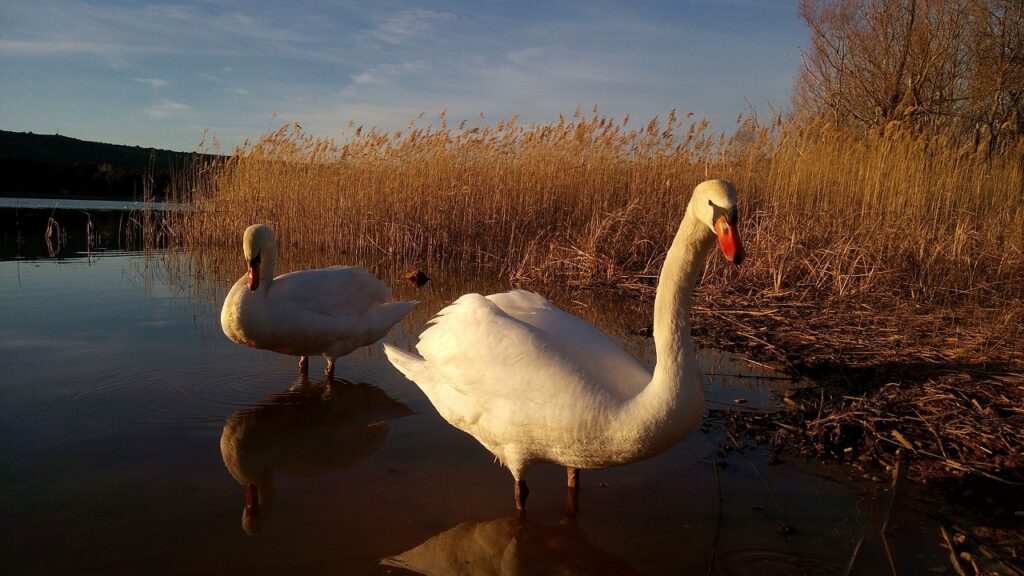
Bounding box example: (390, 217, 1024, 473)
(221, 224, 419, 376)
(384, 179, 745, 512)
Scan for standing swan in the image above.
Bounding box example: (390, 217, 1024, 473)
(221, 224, 418, 376)
(384, 179, 744, 512)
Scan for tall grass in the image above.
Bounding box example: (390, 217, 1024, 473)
(160, 109, 1023, 310)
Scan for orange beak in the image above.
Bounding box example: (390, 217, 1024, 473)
(244, 483, 260, 515)
(714, 216, 744, 265)
(246, 257, 260, 291)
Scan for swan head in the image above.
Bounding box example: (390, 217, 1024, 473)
(690, 179, 744, 265)
(242, 224, 276, 291)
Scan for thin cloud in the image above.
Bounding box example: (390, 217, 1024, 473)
(370, 9, 455, 44)
(144, 100, 193, 119)
(133, 77, 168, 88)
(0, 38, 117, 56)
(506, 47, 545, 66)
(351, 72, 386, 86)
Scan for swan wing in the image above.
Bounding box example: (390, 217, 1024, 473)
(269, 266, 391, 316)
(415, 293, 647, 411)
(484, 290, 651, 398)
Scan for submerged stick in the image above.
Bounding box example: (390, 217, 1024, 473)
(705, 461, 724, 576)
(940, 525, 968, 576)
(881, 452, 904, 576)
(843, 537, 864, 576)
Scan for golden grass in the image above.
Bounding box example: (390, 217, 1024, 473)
(145, 111, 1024, 485)
(158, 109, 1023, 312)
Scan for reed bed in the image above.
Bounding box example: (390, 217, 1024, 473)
(146, 109, 1024, 489)
(160, 110, 1023, 314)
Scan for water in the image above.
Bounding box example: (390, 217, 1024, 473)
(0, 196, 180, 212)
(0, 201, 950, 575)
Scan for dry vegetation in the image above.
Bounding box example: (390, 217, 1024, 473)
(161, 109, 1023, 310)
(151, 107, 1023, 486)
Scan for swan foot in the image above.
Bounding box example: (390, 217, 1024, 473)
(298, 356, 309, 375)
(564, 468, 580, 517)
(514, 479, 530, 512)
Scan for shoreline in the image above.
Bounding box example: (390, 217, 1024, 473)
(682, 288, 1024, 485)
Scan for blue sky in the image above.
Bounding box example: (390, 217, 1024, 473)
(0, 1, 806, 152)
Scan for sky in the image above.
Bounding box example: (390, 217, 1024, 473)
(0, 1, 807, 152)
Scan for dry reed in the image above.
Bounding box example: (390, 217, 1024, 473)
(146, 109, 1024, 489)
(158, 109, 1023, 315)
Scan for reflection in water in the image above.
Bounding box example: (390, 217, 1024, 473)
(713, 548, 845, 576)
(380, 517, 640, 576)
(220, 376, 412, 534)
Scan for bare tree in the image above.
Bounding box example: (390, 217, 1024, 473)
(794, 0, 1022, 146)
(963, 0, 1024, 148)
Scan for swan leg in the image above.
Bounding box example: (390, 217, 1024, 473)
(514, 479, 530, 512)
(565, 468, 581, 517)
(298, 356, 309, 375)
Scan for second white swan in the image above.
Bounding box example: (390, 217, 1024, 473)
(221, 224, 418, 376)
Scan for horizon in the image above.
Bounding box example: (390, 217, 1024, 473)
(0, 1, 806, 153)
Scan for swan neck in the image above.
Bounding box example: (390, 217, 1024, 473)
(628, 206, 714, 445)
(653, 209, 712, 349)
(259, 242, 278, 287)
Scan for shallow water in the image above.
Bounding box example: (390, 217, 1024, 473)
(0, 204, 951, 575)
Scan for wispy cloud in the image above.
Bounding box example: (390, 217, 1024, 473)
(0, 38, 117, 56)
(370, 9, 455, 44)
(144, 100, 193, 119)
(506, 47, 545, 66)
(1, 1, 804, 151)
(133, 77, 168, 88)
(351, 72, 386, 86)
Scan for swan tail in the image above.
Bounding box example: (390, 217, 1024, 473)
(371, 300, 419, 331)
(383, 343, 428, 382)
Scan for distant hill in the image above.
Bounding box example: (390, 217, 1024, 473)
(0, 130, 220, 200)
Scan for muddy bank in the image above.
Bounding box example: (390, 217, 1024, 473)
(679, 288, 1024, 574)
(678, 288, 1024, 481)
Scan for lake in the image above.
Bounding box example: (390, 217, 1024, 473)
(0, 200, 950, 575)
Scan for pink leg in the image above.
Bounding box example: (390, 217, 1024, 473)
(565, 468, 581, 517)
(514, 479, 530, 512)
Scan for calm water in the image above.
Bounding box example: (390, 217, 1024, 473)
(0, 196, 177, 211)
(0, 202, 948, 575)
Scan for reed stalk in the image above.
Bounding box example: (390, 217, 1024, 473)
(159, 110, 1024, 311)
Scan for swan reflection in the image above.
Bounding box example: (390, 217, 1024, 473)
(380, 516, 639, 576)
(220, 376, 412, 534)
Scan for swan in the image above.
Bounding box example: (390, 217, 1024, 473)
(220, 224, 419, 376)
(220, 375, 412, 534)
(384, 179, 745, 512)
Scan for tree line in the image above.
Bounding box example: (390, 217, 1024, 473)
(793, 0, 1023, 150)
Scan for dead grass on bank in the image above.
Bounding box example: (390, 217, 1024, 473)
(157, 110, 1024, 311)
(148, 109, 1024, 484)
(694, 289, 1024, 479)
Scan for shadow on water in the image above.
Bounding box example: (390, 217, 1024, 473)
(220, 375, 412, 535)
